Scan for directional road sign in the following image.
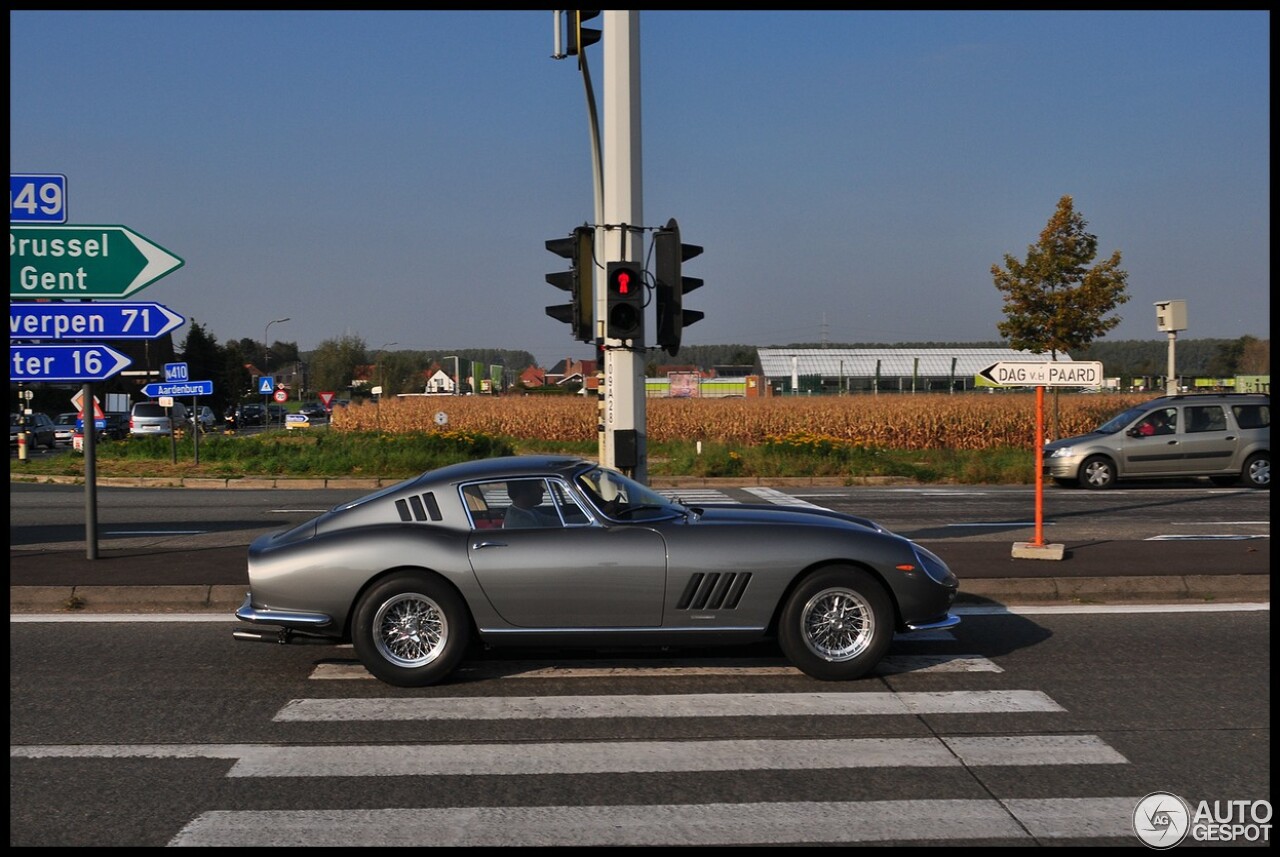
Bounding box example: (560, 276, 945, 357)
(9, 301, 186, 341)
(142, 380, 214, 398)
(9, 343, 132, 382)
(978, 361, 1105, 387)
(10, 174, 68, 223)
(10, 225, 184, 299)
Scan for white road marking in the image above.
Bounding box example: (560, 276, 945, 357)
(12, 734, 1125, 775)
(272, 690, 1064, 722)
(309, 652, 994, 680)
(166, 797, 1143, 845)
(742, 487, 827, 508)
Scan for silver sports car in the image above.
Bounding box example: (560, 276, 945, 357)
(234, 455, 960, 686)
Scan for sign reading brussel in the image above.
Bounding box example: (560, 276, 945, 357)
(10, 224, 184, 299)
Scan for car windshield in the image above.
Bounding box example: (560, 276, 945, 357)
(1095, 405, 1150, 434)
(574, 465, 684, 521)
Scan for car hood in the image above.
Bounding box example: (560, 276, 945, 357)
(690, 503, 889, 535)
(1044, 430, 1113, 452)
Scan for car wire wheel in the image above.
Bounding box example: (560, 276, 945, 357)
(372, 592, 450, 668)
(800, 586, 877, 662)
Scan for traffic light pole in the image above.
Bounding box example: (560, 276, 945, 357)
(601, 10, 646, 481)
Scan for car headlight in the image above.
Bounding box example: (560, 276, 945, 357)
(912, 543, 957, 587)
(1048, 446, 1074, 459)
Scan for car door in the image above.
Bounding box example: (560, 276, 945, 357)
(1178, 403, 1237, 474)
(1120, 407, 1183, 476)
(465, 478, 667, 628)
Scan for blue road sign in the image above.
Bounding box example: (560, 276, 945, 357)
(258, 376, 275, 394)
(10, 174, 67, 223)
(9, 343, 131, 382)
(164, 361, 189, 382)
(142, 380, 214, 398)
(9, 301, 186, 341)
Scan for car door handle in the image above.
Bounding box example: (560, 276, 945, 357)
(472, 540, 508, 549)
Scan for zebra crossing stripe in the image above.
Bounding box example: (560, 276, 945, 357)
(656, 488, 736, 504)
(12, 734, 1126, 775)
(169, 797, 1142, 845)
(310, 651, 992, 680)
(742, 486, 828, 508)
(273, 690, 1064, 721)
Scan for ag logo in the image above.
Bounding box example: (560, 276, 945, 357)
(1134, 792, 1191, 849)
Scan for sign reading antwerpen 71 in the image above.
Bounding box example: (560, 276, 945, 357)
(10, 224, 184, 299)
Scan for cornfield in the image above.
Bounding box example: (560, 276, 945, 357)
(332, 393, 1151, 450)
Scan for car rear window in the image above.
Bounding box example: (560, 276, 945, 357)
(1232, 404, 1270, 430)
(132, 404, 167, 418)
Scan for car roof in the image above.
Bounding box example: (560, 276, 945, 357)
(418, 455, 594, 487)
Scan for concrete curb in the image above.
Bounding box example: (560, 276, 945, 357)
(9, 576, 1268, 615)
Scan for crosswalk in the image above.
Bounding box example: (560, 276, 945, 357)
(12, 641, 1151, 845)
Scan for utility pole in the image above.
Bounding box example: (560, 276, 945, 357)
(601, 10, 646, 481)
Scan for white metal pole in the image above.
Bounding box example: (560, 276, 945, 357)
(602, 10, 646, 481)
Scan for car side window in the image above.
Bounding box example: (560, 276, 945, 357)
(1134, 408, 1177, 437)
(470, 479, 566, 530)
(1232, 404, 1270, 430)
(1186, 406, 1227, 434)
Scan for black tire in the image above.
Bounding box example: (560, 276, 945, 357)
(1243, 453, 1270, 490)
(778, 566, 893, 681)
(351, 571, 470, 687)
(1079, 455, 1117, 490)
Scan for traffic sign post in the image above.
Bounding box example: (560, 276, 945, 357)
(141, 380, 213, 398)
(10, 174, 68, 223)
(974, 360, 1106, 562)
(9, 343, 132, 382)
(977, 361, 1104, 388)
(9, 301, 186, 341)
(10, 225, 184, 299)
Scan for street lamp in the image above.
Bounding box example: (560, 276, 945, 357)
(445, 355, 460, 395)
(264, 317, 290, 427)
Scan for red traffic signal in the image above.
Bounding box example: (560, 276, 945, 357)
(606, 261, 643, 341)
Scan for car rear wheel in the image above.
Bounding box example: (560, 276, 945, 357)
(1243, 453, 1270, 490)
(1079, 455, 1117, 489)
(352, 571, 470, 687)
(778, 566, 893, 681)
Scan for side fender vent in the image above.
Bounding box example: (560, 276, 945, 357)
(676, 572, 752, 611)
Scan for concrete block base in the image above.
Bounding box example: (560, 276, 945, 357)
(1011, 542, 1065, 561)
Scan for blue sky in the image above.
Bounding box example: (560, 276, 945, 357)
(9, 10, 1269, 369)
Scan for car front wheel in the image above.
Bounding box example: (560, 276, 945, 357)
(1079, 455, 1117, 489)
(778, 566, 893, 681)
(352, 571, 470, 687)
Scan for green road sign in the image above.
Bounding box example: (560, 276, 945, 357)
(10, 224, 184, 300)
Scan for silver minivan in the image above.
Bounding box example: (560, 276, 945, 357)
(1044, 393, 1270, 489)
(129, 402, 180, 437)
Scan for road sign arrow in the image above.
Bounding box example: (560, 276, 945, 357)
(9, 301, 186, 340)
(10, 225, 184, 299)
(978, 360, 1104, 387)
(9, 343, 132, 382)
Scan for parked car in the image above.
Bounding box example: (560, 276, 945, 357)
(1044, 393, 1270, 489)
(102, 412, 130, 440)
(10, 412, 57, 449)
(265, 403, 289, 426)
(53, 412, 80, 445)
(224, 403, 265, 429)
(234, 455, 961, 687)
(129, 402, 174, 437)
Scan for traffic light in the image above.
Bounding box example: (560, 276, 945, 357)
(566, 10, 601, 57)
(606, 261, 644, 342)
(545, 226, 594, 343)
(653, 218, 704, 356)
